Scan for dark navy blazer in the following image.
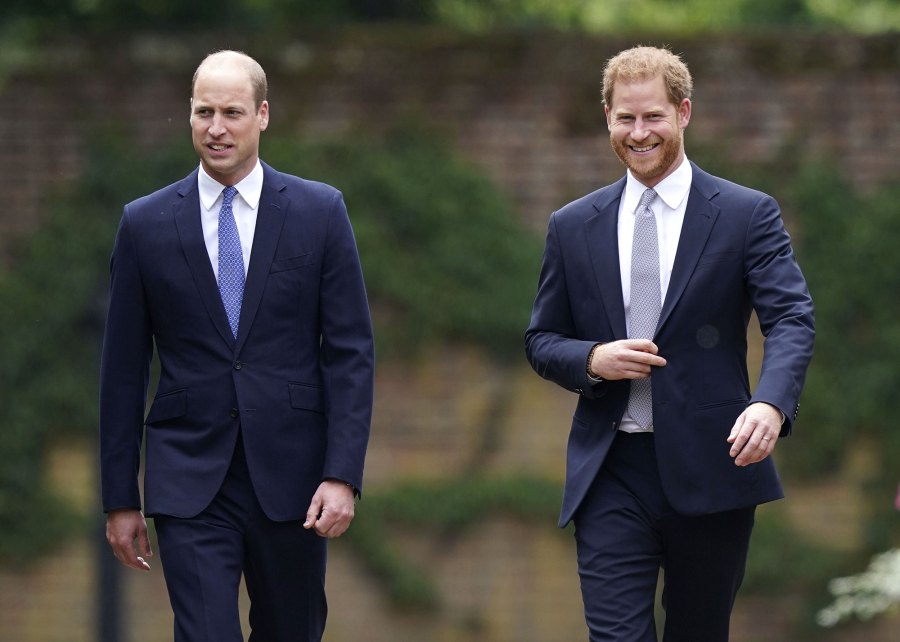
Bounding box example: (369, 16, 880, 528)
(525, 162, 814, 527)
(100, 162, 374, 521)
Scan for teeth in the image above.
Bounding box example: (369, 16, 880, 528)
(631, 144, 655, 152)
(210, 144, 227, 151)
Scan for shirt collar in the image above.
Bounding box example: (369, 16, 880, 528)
(197, 160, 264, 210)
(624, 155, 692, 212)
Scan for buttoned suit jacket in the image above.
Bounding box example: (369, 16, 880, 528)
(100, 161, 374, 521)
(525, 162, 814, 527)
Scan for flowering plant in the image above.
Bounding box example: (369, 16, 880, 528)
(816, 483, 900, 627)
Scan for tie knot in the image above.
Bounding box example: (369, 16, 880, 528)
(222, 186, 238, 206)
(637, 188, 656, 215)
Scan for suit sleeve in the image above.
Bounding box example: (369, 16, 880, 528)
(318, 192, 375, 494)
(99, 209, 153, 512)
(744, 194, 815, 435)
(525, 212, 605, 399)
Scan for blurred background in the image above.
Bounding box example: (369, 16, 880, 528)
(0, 1, 898, 640)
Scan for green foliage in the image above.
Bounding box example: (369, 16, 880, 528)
(743, 505, 848, 594)
(781, 165, 900, 547)
(342, 474, 563, 610)
(264, 126, 542, 360)
(2, 0, 899, 34)
(438, 0, 900, 32)
(0, 132, 193, 563)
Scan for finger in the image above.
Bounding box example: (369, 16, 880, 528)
(620, 361, 655, 378)
(303, 496, 323, 530)
(317, 513, 352, 539)
(637, 353, 667, 367)
(728, 414, 756, 454)
(625, 339, 659, 354)
(137, 528, 153, 559)
(112, 544, 150, 571)
(313, 507, 338, 537)
(727, 412, 746, 444)
(735, 433, 775, 466)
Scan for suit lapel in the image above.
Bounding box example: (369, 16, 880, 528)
(586, 178, 628, 339)
(657, 164, 720, 334)
(234, 165, 288, 354)
(173, 171, 237, 348)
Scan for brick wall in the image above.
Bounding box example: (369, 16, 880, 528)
(1, 29, 898, 641)
(1, 30, 897, 255)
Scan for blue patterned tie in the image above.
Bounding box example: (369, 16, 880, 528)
(217, 186, 245, 338)
(627, 188, 660, 430)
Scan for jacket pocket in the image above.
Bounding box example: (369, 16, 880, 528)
(697, 397, 748, 410)
(145, 389, 187, 424)
(695, 251, 739, 266)
(289, 382, 325, 414)
(270, 253, 315, 273)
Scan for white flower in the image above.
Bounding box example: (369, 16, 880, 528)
(817, 549, 900, 627)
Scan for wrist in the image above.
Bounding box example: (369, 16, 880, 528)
(325, 477, 358, 497)
(586, 343, 603, 382)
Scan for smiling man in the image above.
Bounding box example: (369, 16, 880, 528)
(525, 46, 814, 641)
(100, 50, 374, 642)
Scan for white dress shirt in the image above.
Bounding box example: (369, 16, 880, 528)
(617, 155, 692, 432)
(198, 161, 264, 278)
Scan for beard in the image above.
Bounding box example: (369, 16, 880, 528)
(610, 126, 683, 185)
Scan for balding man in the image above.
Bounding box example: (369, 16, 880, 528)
(100, 50, 374, 641)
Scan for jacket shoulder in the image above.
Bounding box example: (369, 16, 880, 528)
(123, 173, 195, 216)
(550, 179, 624, 227)
(263, 162, 343, 208)
(691, 163, 774, 208)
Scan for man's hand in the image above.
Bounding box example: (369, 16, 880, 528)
(303, 480, 356, 538)
(727, 402, 783, 466)
(590, 339, 667, 380)
(106, 508, 152, 572)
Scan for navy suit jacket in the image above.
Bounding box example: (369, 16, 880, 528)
(525, 163, 814, 527)
(100, 162, 374, 521)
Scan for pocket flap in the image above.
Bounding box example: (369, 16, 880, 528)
(289, 382, 325, 413)
(270, 253, 315, 273)
(145, 389, 187, 424)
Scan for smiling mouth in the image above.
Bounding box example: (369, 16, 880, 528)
(629, 143, 658, 153)
(208, 144, 231, 151)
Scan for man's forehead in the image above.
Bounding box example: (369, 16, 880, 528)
(609, 101, 673, 113)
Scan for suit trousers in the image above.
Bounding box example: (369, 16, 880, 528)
(154, 435, 328, 642)
(573, 431, 755, 642)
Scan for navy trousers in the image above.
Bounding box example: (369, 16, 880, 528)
(573, 431, 755, 642)
(154, 437, 328, 642)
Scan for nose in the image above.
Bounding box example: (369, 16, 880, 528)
(208, 114, 226, 137)
(630, 119, 650, 142)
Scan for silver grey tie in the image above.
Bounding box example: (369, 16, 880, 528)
(627, 188, 660, 430)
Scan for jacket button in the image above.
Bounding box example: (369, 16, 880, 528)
(233, 361, 242, 370)
(230, 408, 239, 418)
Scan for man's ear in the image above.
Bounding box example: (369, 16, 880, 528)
(258, 100, 270, 131)
(678, 98, 691, 129)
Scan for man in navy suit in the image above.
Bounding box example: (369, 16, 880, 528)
(100, 50, 374, 641)
(525, 46, 814, 641)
